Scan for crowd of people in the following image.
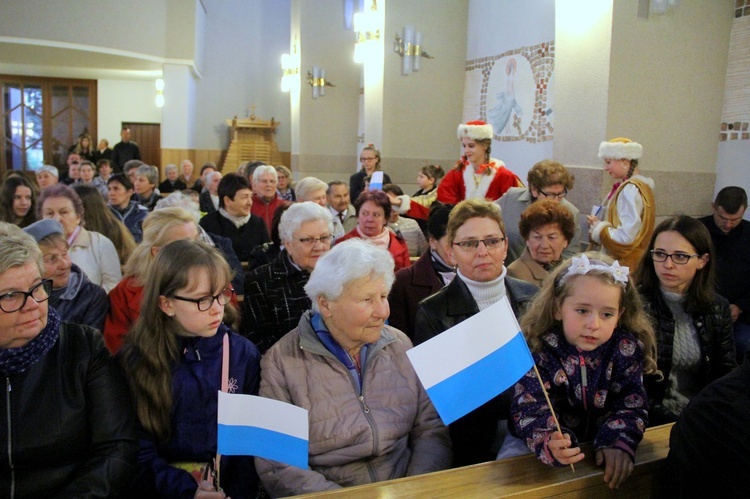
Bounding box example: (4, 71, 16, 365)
(0, 121, 748, 496)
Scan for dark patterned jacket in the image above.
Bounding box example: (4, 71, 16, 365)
(511, 327, 648, 466)
(241, 250, 311, 353)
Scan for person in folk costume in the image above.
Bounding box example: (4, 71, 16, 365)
(436, 120, 523, 209)
(587, 138, 655, 270)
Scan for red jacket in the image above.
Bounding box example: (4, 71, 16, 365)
(251, 194, 285, 238)
(336, 228, 411, 271)
(437, 164, 521, 205)
(104, 275, 142, 354)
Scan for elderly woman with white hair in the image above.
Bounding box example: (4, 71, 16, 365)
(0, 223, 137, 495)
(158, 163, 187, 194)
(256, 238, 452, 497)
(199, 170, 222, 214)
(241, 201, 333, 353)
(295, 176, 329, 207)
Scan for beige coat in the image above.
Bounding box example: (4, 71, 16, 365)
(506, 247, 551, 288)
(256, 311, 452, 497)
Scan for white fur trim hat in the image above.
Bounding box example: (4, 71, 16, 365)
(457, 120, 493, 141)
(598, 138, 643, 160)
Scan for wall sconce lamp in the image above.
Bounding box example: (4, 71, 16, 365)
(306, 66, 335, 99)
(353, 0, 380, 64)
(281, 38, 300, 93)
(393, 26, 433, 75)
(155, 78, 165, 107)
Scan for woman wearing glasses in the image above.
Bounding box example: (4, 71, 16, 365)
(413, 199, 537, 467)
(336, 190, 410, 271)
(496, 159, 580, 265)
(121, 239, 261, 499)
(349, 144, 391, 203)
(242, 202, 334, 353)
(256, 239, 451, 496)
(633, 215, 736, 426)
(0, 223, 137, 496)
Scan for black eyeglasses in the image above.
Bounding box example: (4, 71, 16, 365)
(172, 287, 234, 312)
(0, 280, 52, 313)
(538, 188, 567, 199)
(453, 237, 506, 251)
(650, 250, 699, 265)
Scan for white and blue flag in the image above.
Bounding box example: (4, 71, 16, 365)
(407, 296, 534, 425)
(217, 391, 309, 468)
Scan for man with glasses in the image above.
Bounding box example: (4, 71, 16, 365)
(496, 159, 581, 265)
(700, 186, 750, 361)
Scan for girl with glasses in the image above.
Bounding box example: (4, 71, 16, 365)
(350, 144, 391, 203)
(120, 239, 261, 499)
(633, 215, 736, 426)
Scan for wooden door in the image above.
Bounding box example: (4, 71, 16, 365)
(123, 122, 161, 168)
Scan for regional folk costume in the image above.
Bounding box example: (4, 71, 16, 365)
(589, 138, 655, 270)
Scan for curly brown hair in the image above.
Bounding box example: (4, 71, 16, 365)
(527, 159, 574, 191)
(518, 199, 576, 243)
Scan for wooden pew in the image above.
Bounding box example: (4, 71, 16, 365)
(298, 423, 673, 498)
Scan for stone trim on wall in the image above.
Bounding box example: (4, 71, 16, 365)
(720, 121, 750, 141)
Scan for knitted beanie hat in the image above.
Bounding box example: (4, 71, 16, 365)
(598, 137, 643, 160)
(457, 120, 493, 141)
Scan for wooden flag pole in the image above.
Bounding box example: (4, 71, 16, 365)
(532, 364, 575, 473)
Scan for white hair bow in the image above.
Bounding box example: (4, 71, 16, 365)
(559, 254, 629, 286)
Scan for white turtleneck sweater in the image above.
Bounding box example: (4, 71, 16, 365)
(458, 267, 507, 311)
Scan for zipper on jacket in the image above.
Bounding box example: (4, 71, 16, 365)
(6, 378, 14, 499)
(358, 361, 380, 483)
(578, 354, 588, 411)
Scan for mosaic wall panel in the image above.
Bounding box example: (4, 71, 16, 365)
(464, 41, 554, 144)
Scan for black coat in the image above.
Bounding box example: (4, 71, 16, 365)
(413, 275, 538, 467)
(0, 320, 137, 497)
(667, 352, 750, 497)
(199, 211, 269, 263)
(158, 178, 187, 194)
(349, 168, 392, 203)
(388, 250, 445, 340)
(641, 287, 737, 426)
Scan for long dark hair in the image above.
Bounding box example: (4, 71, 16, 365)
(633, 215, 716, 314)
(120, 239, 233, 441)
(73, 184, 135, 266)
(0, 175, 37, 228)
